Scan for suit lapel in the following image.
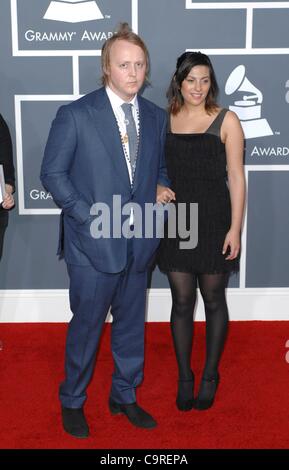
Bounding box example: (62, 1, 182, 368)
(87, 89, 131, 189)
(133, 97, 155, 193)
(86, 89, 156, 193)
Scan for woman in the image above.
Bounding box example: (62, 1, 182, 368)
(157, 52, 245, 411)
(0, 113, 15, 350)
(0, 113, 15, 255)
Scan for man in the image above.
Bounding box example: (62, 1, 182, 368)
(41, 23, 174, 438)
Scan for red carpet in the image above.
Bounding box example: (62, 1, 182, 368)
(0, 322, 289, 449)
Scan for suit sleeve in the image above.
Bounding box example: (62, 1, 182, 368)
(40, 105, 91, 224)
(157, 111, 171, 187)
(0, 114, 15, 189)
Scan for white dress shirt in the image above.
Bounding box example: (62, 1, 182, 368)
(106, 86, 139, 185)
(106, 86, 140, 225)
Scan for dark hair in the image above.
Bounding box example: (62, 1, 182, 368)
(167, 51, 219, 115)
(101, 22, 150, 86)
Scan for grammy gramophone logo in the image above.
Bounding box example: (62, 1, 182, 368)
(225, 65, 273, 139)
(44, 0, 104, 23)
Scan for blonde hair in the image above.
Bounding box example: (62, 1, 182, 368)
(101, 22, 150, 85)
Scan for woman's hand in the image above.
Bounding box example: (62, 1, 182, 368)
(222, 228, 240, 260)
(156, 185, 176, 204)
(2, 184, 15, 210)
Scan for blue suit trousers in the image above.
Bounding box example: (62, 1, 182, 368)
(59, 241, 148, 408)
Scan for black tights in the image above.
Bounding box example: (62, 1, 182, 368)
(168, 271, 229, 380)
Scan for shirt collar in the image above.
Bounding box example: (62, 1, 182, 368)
(106, 86, 138, 110)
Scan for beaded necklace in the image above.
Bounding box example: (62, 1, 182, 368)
(117, 108, 140, 187)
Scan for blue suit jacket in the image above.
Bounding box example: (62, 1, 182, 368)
(41, 87, 170, 273)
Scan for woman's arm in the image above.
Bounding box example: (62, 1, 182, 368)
(221, 110, 246, 260)
(0, 114, 15, 190)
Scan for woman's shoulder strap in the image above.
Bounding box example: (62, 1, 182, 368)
(207, 108, 229, 137)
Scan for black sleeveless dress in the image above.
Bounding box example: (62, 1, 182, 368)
(157, 108, 239, 274)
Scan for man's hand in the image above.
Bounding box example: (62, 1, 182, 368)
(156, 185, 176, 204)
(2, 184, 15, 210)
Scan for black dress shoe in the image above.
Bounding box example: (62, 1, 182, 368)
(193, 373, 220, 411)
(109, 397, 157, 429)
(61, 407, 89, 438)
(176, 371, 195, 411)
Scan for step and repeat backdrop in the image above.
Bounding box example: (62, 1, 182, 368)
(0, 0, 288, 296)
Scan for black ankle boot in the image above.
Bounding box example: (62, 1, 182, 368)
(193, 373, 220, 411)
(176, 371, 194, 411)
